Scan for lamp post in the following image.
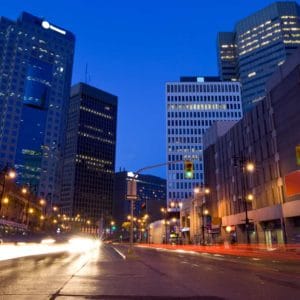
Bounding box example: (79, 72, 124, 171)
(194, 186, 210, 245)
(161, 207, 168, 244)
(0, 166, 16, 215)
(39, 199, 46, 216)
(243, 162, 255, 244)
(234, 157, 255, 244)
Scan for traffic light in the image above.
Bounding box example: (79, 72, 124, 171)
(184, 160, 193, 179)
(296, 145, 300, 165)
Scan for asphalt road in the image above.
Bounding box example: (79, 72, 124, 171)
(0, 243, 299, 300)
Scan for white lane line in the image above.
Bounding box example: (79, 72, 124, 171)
(252, 258, 261, 261)
(213, 254, 224, 257)
(112, 247, 126, 260)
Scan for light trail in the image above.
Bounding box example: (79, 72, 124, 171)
(0, 238, 101, 261)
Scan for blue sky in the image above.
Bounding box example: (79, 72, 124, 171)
(2, 0, 284, 177)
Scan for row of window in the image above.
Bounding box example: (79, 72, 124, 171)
(167, 83, 240, 93)
(167, 136, 202, 144)
(168, 111, 242, 119)
(167, 95, 240, 103)
(168, 127, 209, 136)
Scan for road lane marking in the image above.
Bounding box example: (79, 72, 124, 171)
(112, 247, 126, 260)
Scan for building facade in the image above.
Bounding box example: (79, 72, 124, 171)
(166, 76, 242, 207)
(217, 1, 300, 112)
(204, 49, 300, 245)
(60, 83, 117, 222)
(113, 171, 166, 226)
(0, 12, 75, 203)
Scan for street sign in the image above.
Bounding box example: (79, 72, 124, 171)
(126, 179, 138, 200)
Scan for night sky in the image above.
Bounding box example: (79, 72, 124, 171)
(2, 0, 283, 178)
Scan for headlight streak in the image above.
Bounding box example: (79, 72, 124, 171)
(0, 237, 101, 261)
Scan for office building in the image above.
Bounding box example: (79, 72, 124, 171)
(0, 12, 75, 203)
(113, 171, 166, 225)
(217, 1, 300, 112)
(166, 76, 242, 207)
(61, 83, 117, 221)
(203, 48, 300, 245)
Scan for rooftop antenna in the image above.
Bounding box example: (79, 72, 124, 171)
(84, 63, 92, 85)
(85, 63, 88, 84)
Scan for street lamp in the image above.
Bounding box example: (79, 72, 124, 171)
(161, 207, 168, 244)
(194, 186, 210, 245)
(244, 162, 255, 244)
(234, 157, 255, 244)
(0, 166, 16, 215)
(3, 197, 9, 205)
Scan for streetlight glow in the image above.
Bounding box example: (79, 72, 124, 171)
(3, 197, 9, 204)
(8, 170, 16, 179)
(247, 194, 254, 201)
(246, 162, 255, 173)
(21, 187, 27, 194)
(194, 187, 200, 194)
(204, 188, 210, 194)
(39, 199, 46, 206)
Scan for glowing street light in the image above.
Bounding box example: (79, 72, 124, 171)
(39, 199, 46, 206)
(226, 226, 232, 233)
(194, 187, 200, 194)
(247, 194, 254, 201)
(246, 162, 255, 173)
(8, 170, 16, 179)
(3, 197, 9, 204)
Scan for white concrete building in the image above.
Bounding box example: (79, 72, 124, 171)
(166, 76, 242, 206)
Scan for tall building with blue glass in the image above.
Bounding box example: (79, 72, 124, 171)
(0, 12, 75, 203)
(217, 1, 300, 112)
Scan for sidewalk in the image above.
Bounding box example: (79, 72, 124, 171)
(137, 243, 300, 262)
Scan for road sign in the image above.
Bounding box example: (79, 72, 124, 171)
(126, 179, 138, 200)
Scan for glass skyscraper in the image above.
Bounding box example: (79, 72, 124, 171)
(0, 12, 75, 202)
(61, 83, 117, 221)
(217, 1, 300, 112)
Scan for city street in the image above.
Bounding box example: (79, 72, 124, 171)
(0, 242, 299, 300)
